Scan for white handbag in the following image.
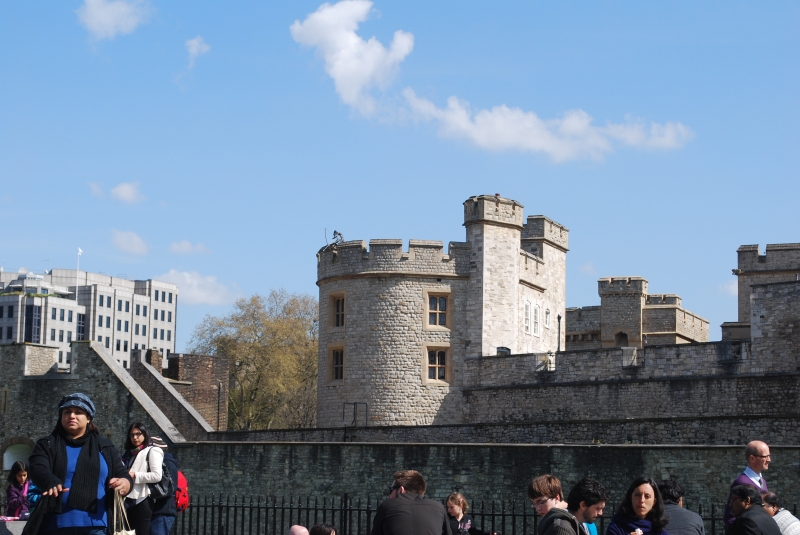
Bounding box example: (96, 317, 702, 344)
(112, 492, 136, 535)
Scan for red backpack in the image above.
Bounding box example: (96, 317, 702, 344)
(174, 470, 189, 512)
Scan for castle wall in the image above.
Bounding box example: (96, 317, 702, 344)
(163, 352, 229, 431)
(599, 277, 646, 347)
(750, 280, 800, 371)
(737, 244, 800, 322)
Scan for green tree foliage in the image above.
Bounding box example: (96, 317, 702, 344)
(188, 290, 318, 430)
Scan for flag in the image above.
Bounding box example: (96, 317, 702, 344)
(78, 248, 83, 255)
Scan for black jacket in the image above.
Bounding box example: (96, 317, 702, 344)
(448, 513, 492, 535)
(731, 506, 782, 535)
(538, 508, 587, 535)
(371, 492, 452, 535)
(152, 452, 179, 518)
(28, 434, 132, 511)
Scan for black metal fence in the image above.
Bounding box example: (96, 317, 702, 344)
(173, 495, 789, 535)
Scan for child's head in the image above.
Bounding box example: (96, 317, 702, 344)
(446, 492, 469, 517)
(7, 460, 28, 485)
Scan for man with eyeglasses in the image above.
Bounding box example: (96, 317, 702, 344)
(724, 441, 772, 534)
(371, 470, 451, 535)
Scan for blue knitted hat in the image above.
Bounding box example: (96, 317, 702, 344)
(58, 393, 96, 420)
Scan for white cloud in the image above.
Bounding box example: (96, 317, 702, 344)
(719, 279, 738, 297)
(156, 269, 236, 305)
(404, 89, 695, 162)
(185, 36, 211, 69)
(110, 182, 145, 203)
(111, 229, 148, 255)
(580, 262, 597, 275)
(290, 0, 414, 115)
(89, 182, 104, 197)
(76, 0, 151, 41)
(170, 240, 210, 255)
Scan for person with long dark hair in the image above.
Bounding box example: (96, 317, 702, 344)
(5, 460, 30, 518)
(120, 422, 164, 535)
(27, 393, 132, 535)
(607, 477, 670, 535)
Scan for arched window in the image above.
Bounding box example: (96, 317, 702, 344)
(615, 332, 629, 347)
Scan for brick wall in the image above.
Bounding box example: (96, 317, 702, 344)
(164, 352, 229, 431)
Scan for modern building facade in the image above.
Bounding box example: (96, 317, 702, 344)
(0, 269, 178, 369)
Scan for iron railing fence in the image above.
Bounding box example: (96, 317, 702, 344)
(1, 495, 796, 535)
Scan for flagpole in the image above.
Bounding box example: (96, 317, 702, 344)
(76, 248, 82, 303)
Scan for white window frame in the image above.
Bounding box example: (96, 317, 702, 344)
(524, 301, 531, 334)
(533, 304, 541, 337)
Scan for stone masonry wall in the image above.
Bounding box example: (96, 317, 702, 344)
(175, 442, 800, 506)
(751, 280, 800, 371)
(164, 351, 229, 431)
(599, 277, 646, 347)
(737, 244, 800, 322)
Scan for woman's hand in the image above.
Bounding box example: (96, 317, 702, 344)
(110, 478, 131, 495)
(42, 484, 68, 497)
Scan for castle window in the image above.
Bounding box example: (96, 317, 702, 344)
(429, 296, 447, 326)
(334, 298, 344, 327)
(327, 292, 347, 332)
(428, 350, 446, 380)
(524, 302, 531, 334)
(326, 345, 345, 384)
(533, 305, 541, 336)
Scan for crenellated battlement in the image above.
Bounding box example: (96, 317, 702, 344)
(646, 294, 682, 306)
(317, 238, 472, 282)
(522, 215, 570, 251)
(463, 194, 524, 229)
(598, 276, 648, 295)
(737, 243, 800, 272)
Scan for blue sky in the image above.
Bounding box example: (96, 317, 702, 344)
(1, 1, 798, 351)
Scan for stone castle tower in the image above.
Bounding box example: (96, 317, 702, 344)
(316, 195, 568, 427)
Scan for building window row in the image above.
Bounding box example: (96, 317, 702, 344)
(51, 308, 73, 322)
(134, 304, 149, 316)
(98, 295, 112, 308)
(152, 328, 171, 341)
(0, 305, 12, 318)
(154, 290, 173, 303)
(4, 326, 11, 339)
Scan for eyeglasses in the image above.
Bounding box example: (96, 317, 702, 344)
(753, 454, 772, 459)
(130, 432, 143, 438)
(531, 498, 552, 507)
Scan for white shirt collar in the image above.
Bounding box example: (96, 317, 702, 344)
(744, 466, 763, 485)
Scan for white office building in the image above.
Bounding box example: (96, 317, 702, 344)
(0, 269, 178, 369)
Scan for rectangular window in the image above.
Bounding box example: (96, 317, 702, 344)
(154, 308, 158, 320)
(98, 315, 103, 327)
(167, 330, 171, 341)
(118, 299, 122, 311)
(6, 326, 11, 339)
(428, 296, 447, 326)
(332, 349, 344, 381)
(160, 329, 164, 340)
(153, 328, 157, 339)
(143, 305, 147, 316)
(123, 340, 128, 352)
(77, 314, 85, 340)
(166, 349, 170, 356)
(0, 306, 3, 318)
(116, 340, 120, 351)
(135, 324, 139, 336)
(125, 301, 130, 312)
(66, 352, 71, 363)
(134, 343, 138, 350)
(97, 335, 102, 342)
(105, 337, 110, 348)
(106, 317, 110, 328)
(106, 296, 111, 308)
(160, 310, 165, 321)
(8, 306, 12, 318)
(124, 321, 129, 332)
(117, 319, 121, 331)
(142, 325, 147, 337)
(155, 290, 159, 301)
(98, 294, 103, 306)
(524, 302, 531, 334)
(136, 304, 140, 316)
(24, 305, 41, 343)
(59, 330, 64, 342)
(60, 309, 65, 321)
(51, 329, 56, 341)
(167, 311, 172, 323)
(52, 308, 57, 320)
(162, 292, 166, 303)
(68, 310, 73, 322)
(67, 331, 72, 343)
(168, 292, 173, 303)
(533, 305, 541, 336)
(427, 349, 447, 381)
(334, 297, 345, 327)
(59, 351, 63, 364)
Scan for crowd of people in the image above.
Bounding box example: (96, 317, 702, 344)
(2, 392, 181, 535)
(3, 392, 800, 535)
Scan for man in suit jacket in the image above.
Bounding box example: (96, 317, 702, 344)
(724, 441, 771, 532)
(371, 470, 451, 535)
(657, 478, 705, 535)
(729, 485, 781, 535)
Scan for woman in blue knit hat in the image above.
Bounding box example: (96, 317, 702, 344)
(27, 393, 133, 535)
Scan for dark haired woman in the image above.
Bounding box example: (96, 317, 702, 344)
(27, 393, 132, 535)
(121, 422, 164, 535)
(606, 477, 670, 535)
